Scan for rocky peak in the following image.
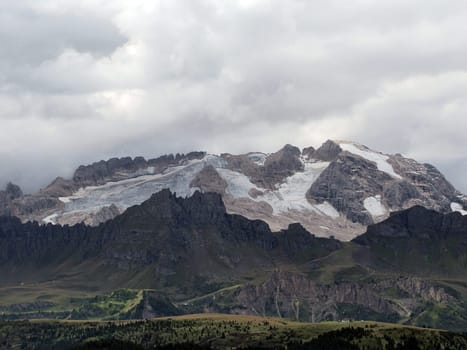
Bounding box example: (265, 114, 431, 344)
(276, 223, 342, 259)
(118, 189, 227, 227)
(262, 144, 304, 188)
(0, 183, 23, 216)
(313, 140, 343, 161)
(268, 144, 301, 160)
(5, 182, 23, 199)
(39, 177, 77, 197)
(301, 146, 315, 160)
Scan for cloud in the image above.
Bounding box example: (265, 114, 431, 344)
(0, 0, 466, 193)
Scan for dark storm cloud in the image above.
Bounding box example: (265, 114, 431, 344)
(0, 0, 466, 193)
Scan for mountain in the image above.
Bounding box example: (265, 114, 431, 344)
(1, 139, 467, 331)
(0, 189, 341, 292)
(2, 189, 467, 331)
(1, 140, 465, 240)
(353, 205, 467, 277)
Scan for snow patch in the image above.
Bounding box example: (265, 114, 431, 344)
(217, 168, 258, 198)
(262, 161, 330, 214)
(315, 202, 340, 219)
(248, 152, 267, 166)
(217, 160, 335, 217)
(42, 213, 58, 224)
(364, 195, 388, 218)
(339, 142, 402, 179)
(451, 202, 467, 215)
(59, 197, 71, 203)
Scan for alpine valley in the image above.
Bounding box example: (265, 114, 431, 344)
(1, 140, 467, 348)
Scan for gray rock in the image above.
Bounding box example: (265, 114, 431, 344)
(5, 182, 23, 199)
(307, 153, 391, 225)
(313, 140, 342, 161)
(190, 165, 228, 194)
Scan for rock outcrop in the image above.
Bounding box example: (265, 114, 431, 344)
(313, 140, 343, 161)
(73, 152, 206, 187)
(353, 206, 467, 277)
(185, 271, 457, 323)
(0, 182, 23, 215)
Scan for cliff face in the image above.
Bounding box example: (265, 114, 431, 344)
(356, 205, 467, 240)
(182, 271, 456, 324)
(0, 182, 23, 216)
(0, 216, 90, 263)
(73, 152, 206, 187)
(352, 206, 467, 277)
(307, 141, 464, 226)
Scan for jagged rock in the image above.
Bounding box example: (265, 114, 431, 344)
(0, 215, 90, 262)
(222, 153, 264, 187)
(313, 140, 342, 161)
(262, 144, 304, 188)
(0, 183, 23, 215)
(5, 182, 22, 199)
(276, 223, 342, 260)
(73, 157, 148, 186)
(73, 152, 207, 187)
(382, 180, 421, 208)
(302, 146, 315, 160)
(222, 144, 304, 190)
(39, 177, 77, 197)
(307, 153, 392, 225)
(13, 196, 61, 216)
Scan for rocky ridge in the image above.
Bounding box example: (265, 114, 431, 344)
(353, 205, 467, 277)
(0, 190, 341, 287)
(0, 140, 465, 240)
(187, 271, 456, 324)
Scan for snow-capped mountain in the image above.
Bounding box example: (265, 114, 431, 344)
(1, 140, 465, 240)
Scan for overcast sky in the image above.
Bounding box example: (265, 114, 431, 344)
(0, 0, 466, 193)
